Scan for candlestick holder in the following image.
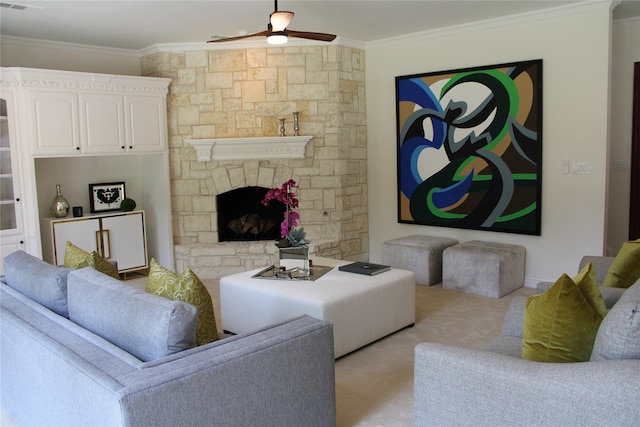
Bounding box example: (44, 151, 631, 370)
(279, 118, 286, 136)
(293, 112, 299, 136)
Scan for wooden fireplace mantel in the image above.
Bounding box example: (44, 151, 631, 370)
(185, 136, 313, 162)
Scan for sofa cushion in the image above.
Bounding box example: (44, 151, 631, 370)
(522, 263, 606, 362)
(603, 239, 640, 288)
(3, 250, 73, 317)
(63, 241, 119, 279)
(146, 258, 219, 345)
(591, 281, 640, 361)
(67, 267, 198, 361)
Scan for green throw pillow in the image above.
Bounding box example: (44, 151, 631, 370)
(64, 241, 90, 268)
(64, 241, 119, 280)
(74, 251, 120, 280)
(522, 262, 606, 362)
(603, 239, 640, 288)
(146, 259, 219, 345)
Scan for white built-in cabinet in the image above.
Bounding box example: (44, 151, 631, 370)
(28, 85, 167, 156)
(41, 210, 148, 274)
(0, 67, 175, 270)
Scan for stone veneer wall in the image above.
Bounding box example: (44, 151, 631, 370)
(140, 45, 368, 278)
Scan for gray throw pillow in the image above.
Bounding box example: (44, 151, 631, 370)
(590, 281, 640, 361)
(67, 267, 198, 362)
(3, 250, 73, 317)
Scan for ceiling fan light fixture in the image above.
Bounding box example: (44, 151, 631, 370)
(206, 0, 335, 45)
(270, 10, 294, 31)
(267, 32, 288, 45)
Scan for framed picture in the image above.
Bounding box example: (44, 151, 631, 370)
(88, 182, 125, 213)
(395, 59, 543, 235)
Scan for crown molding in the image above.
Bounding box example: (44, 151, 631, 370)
(613, 15, 640, 28)
(138, 36, 364, 56)
(0, 33, 364, 59)
(0, 67, 170, 93)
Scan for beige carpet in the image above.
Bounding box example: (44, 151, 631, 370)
(195, 277, 535, 427)
(1, 276, 535, 427)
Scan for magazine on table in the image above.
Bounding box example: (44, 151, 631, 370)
(338, 262, 391, 276)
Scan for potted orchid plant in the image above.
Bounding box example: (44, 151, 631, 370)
(262, 179, 310, 276)
(262, 179, 310, 248)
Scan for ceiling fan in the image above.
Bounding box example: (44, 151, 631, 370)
(207, 0, 337, 45)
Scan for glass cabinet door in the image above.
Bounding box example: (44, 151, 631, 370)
(0, 97, 20, 233)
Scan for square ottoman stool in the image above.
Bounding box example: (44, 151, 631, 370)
(382, 235, 459, 286)
(442, 240, 525, 298)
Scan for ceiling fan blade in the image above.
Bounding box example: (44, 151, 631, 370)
(207, 30, 269, 43)
(286, 30, 337, 42)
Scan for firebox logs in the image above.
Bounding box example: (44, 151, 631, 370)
(227, 213, 278, 238)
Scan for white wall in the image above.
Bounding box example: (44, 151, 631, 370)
(0, 37, 140, 75)
(365, 3, 613, 285)
(608, 17, 640, 255)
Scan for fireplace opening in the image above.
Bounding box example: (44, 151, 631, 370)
(216, 186, 285, 242)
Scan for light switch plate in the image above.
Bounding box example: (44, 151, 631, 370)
(613, 159, 629, 171)
(572, 161, 593, 174)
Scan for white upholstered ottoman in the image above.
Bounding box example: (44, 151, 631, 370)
(442, 240, 525, 298)
(382, 235, 459, 285)
(220, 257, 416, 358)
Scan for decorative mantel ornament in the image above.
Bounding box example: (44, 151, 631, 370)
(262, 179, 310, 277)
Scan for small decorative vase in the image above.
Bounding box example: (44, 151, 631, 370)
(50, 184, 69, 218)
(277, 245, 310, 277)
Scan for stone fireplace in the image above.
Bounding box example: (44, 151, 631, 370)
(141, 45, 368, 278)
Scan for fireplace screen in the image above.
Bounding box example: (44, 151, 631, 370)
(216, 186, 285, 242)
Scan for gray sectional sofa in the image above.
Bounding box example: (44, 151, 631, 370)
(1, 251, 337, 427)
(414, 256, 640, 426)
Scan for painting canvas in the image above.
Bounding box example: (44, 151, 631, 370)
(395, 59, 542, 235)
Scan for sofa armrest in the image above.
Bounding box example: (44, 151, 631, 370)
(414, 343, 640, 427)
(118, 315, 337, 427)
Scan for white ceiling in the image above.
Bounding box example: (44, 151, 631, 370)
(1, 0, 639, 51)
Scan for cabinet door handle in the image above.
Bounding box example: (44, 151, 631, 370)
(96, 230, 103, 257)
(15, 198, 19, 202)
(76, 147, 80, 151)
(103, 229, 112, 259)
(121, 146, 125, 149)
(95, 229, 112, 258)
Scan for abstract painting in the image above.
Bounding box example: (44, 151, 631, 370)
(395, 59, 542, 235)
